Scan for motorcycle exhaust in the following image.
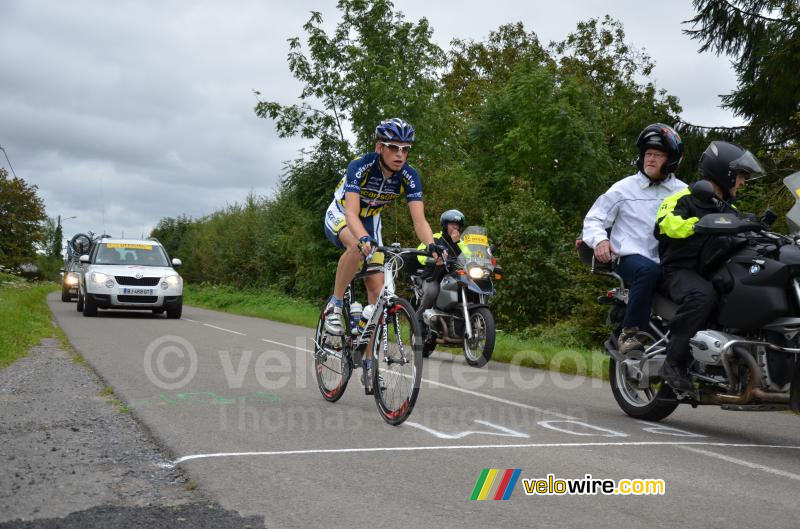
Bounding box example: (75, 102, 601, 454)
(702, 346, 761, 405)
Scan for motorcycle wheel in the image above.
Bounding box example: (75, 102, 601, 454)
(609, 357, 678, 421)
(463, 307, 495, 367)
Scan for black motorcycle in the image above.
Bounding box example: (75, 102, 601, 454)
(410, 226, 501, 367)
(578, 173, 800, 421)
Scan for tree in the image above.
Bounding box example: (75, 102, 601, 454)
(38, 216, 63, 259)
(684, 0, 800, 148)
(255, 0, 447, 161)
(0, 168, 47, 268)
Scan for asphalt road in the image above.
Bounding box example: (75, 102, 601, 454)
(49, 294, 800, 529)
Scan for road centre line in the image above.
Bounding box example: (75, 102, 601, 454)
(203, 323, 246, 336)
(260, 337, 582, 421)
(679, 445, 800, 481)
(262, 338, 307, 351)
(182, 317, 197, 323)
(172, 442, 800, 467)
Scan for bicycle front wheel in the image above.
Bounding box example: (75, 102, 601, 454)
(372, 298, 423, 425)
(314, 309, 350, 402)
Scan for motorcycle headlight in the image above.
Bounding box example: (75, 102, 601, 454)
(65, 274, 79, 286)
(91, 272, 110, 284)
(468, 266, 486, 280)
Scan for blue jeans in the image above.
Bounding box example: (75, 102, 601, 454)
(613, 254, 662, 331)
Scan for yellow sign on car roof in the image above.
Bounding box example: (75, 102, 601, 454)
(106, 243, 153, 250)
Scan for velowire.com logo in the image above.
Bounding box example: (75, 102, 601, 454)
(469, 469, 522, 500)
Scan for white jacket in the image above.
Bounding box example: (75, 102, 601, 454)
(582, 172, 687, 263)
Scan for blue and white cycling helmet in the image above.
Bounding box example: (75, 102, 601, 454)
(375, 117, 415, 143)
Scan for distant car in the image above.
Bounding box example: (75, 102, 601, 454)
(76, 238, 183, 318)
(61, 262, 81, 302)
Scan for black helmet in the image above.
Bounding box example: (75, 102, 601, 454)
(635, 123, 683, 176)
(439, 209, 465, 232)
(697, 141, 764, 200)
(375, 117, 415, 143)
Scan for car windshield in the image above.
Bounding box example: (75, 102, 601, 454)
(93, 243, 170, 266)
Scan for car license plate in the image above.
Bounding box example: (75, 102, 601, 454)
(122, 288, 153, 295)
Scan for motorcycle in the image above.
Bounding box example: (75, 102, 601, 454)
(578, 173, 800, 421)
(410, 226, 502, 367)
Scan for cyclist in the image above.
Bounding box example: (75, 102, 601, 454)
(323, 118, 438, 378)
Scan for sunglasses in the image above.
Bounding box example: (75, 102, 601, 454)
(380, 142, 411, 154)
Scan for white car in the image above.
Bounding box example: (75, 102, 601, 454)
(77, 238, 183, 318)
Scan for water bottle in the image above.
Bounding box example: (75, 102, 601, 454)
(349, 302, 362, 335)
(358, 304, 375, 334)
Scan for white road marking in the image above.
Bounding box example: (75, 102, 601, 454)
(406, 420, 530, 439)
(203, 323, 246, 336)
(182, 317, 198, 323)
(679, 445, 800, 481)
(261, 338, 307, 351)
(171, 442, 800, 467)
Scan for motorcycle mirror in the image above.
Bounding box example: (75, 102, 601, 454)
(761, 208, 778, 227)
(690, 179, 716, 203)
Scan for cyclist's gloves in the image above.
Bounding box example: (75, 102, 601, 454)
(358, 235, 375, 251)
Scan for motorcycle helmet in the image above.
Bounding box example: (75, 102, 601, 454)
(440, 209, 465, 232)
(375, 118, 415, 144)
(698, 141, 764, 200)
(635, 123, 683, 176)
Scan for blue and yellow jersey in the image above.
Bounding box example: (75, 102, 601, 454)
(332, 152, 423, 217)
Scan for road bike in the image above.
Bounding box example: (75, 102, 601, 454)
(313, 244, 427, 425)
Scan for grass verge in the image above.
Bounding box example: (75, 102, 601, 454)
(184, 284, 610, 379)
(0, 279, 60, 368)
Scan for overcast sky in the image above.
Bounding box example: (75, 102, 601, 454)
(0, 0, 742, 245)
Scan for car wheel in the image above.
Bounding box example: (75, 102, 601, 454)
(166, 300, 182, 319)
(83, 293, 98, 317)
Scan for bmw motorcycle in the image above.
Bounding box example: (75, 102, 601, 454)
(578, 173, 800, 421)
(411, 226, 501, 367)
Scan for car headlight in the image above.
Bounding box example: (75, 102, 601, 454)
(91, 272, 110, 284)
(468, 266, 486, 280)
(163, 275, 181, 289)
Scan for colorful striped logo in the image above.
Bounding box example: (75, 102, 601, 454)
(470, 469, 522, 500)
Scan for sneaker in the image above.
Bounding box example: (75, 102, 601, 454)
(619, 327, 644, 355)
(660, 360, 692, 392)
(323, 302, 344, 336)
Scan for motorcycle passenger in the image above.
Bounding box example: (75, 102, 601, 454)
(322, 118, 437, 378)
(581, 123, 687, 354)
(654, 141, 765, 391)
(414, 209, 471, 319)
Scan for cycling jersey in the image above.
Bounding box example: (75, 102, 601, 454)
(331, 152, 423, 217)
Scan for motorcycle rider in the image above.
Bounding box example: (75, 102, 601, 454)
(654, 141, 765, 391)
(414, 209, 471, 320)
(322, 118, 437, 383)
(581, 123, 687, 354)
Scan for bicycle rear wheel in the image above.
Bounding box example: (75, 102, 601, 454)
(372, 298, 423, 425)
(314, 308, 351, 402)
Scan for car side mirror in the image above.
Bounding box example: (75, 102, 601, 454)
(690, 179, 716, 203)
(79, 255, 90, 263)
(172, 258, 182, 268)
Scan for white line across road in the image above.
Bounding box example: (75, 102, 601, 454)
(172, 441, 800, 466)
(679, 445, 800, 481)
